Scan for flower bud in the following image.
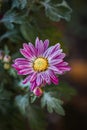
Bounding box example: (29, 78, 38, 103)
(3, 55, 11, 63)
(33, 87, 43, 97)
(4, 63, 10, 70)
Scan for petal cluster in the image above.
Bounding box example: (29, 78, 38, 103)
(12, 37, 70, 93)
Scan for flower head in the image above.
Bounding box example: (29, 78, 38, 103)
(12, 37, 70, 92)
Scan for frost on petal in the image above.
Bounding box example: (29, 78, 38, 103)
(28, 42, 37, 56)
(20, 49, 32, 59)
(29, 72, 37, 82)
(23, 43, 31, 53)
(58, 66, 71, 72)
(49, 66, 63, 74)
(23, 43, 36, 57)
(35, 37, 44, 55)
(43, 39, 49, 51)
(48, 49, 63, 60)
(36, 74, 42, 86)
(57, 53, 66, 59)
(49, 59, 63, 65)
(30, 82, 37, 91)
(18, 68, 33, 75)
(49, 70, 59, 85)
(14, 58, 29, 63)
(55, 61, 71, 72)
(43, 43, 61, 58)
(41, 71, 51, 85)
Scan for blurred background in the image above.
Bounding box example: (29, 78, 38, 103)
(48, 0, 87, 130)
(0, 0, 87, 130)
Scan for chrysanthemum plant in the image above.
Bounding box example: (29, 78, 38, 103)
(0, 0, 76, 130)
(12, 36, 71, 113)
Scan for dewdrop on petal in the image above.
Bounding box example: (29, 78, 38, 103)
(33, 87, 43, 97)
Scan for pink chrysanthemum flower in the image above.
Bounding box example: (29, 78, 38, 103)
(12, 37, 70, 92)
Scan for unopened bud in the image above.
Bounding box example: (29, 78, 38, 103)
(4, 63, 10, 70)
(3, 55, 11, 63)
(33, 87, 43, 97)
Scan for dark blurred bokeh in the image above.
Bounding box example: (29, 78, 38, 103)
(47, 0, 87, 130)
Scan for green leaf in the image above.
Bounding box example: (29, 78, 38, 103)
(1, 10, 26, 29)
(4, 45, 10, 55)
(30, 94, 37, 103)
(20, 22, 38, 42)
(41, 0, 72, 21)
(12, 0, 27, 9)
(41, 92, 65, 116)
(0, 31, 15, 41)
(15, 94, 29, 115)
(15, 94, 46, 130)
(0, 29, 24, 42)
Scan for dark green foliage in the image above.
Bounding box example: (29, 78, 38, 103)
(0, 0, 74, 130)
(0, 0, 72, 43)
(15, 94, 47, 130)
(41, 92, 65, 115)
(41, 0, 72, 21)
(12, 0, 28, 9)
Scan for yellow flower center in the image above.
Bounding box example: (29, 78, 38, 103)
(33, 57, 48, 72)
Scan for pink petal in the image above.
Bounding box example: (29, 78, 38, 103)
(58, 66, 71, 72)
(12, 64, 20, 71)
(14, 58, 29, 62)
(51, 43, 60, 52)
(43, 43, 60, 58)
(49, 66, 63, 74)
(18, 68, 33, 75)
(48, 49, 62, 60)
(29, 72, 37, 82)
(49, 59, 63, 65)
(18, 64, 31, 69)
(23, 43, 31, 52)
(36, 74, 42, 86)
(57, 53, 66, 59)
(49, 70, 59, 85)
(56, 61, 68, 66)
(30, 82, 37, 91)
(22, 75, 31, 84)
(43, 39, 49, 51)
(28, 42, 37, 55)
(41, 71, 51, 85)
(20, 49, 32, 59)
(35, 37, 44, 55)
